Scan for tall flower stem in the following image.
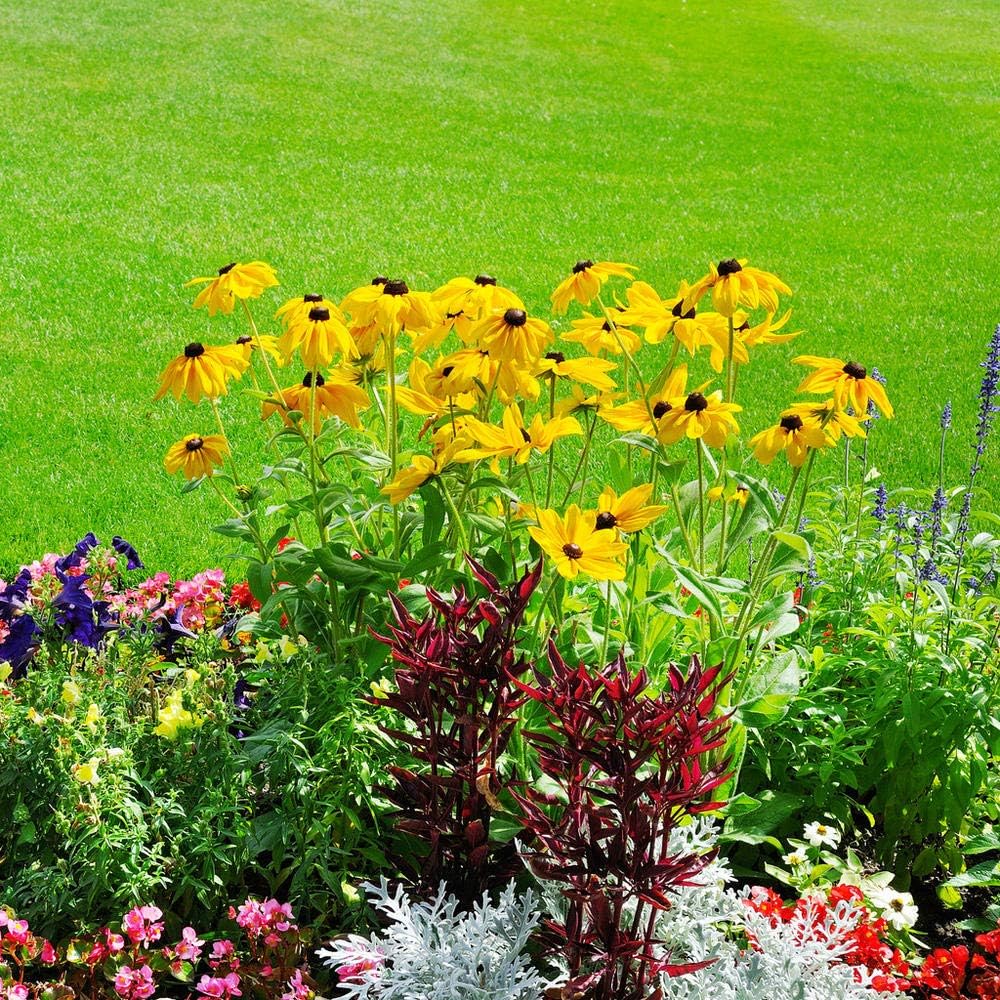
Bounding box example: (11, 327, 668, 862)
(725, 315, 736, 404)
(440, 478, 471, 560)
(599, 579, 614, 665)
(669, 481, 698, 566)
(696, 441, 706, 573)
(545, 378, 557, 506)
(385, 326, 401, 559)
(563, 410, 597, 506)
(209, 398, 242, 486)
(240, 300, 285, 405)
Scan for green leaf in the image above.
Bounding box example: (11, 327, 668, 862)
(964, 830, 1000, 855)
(419, 482, 447, 548)
(946, 862, 1000, 888)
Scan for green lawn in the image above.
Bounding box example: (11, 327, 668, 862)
(0, 0, 998, 577)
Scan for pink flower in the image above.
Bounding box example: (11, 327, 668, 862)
(40, 940, 57, 964)
(5, 919, 31, 945)
(280, 969, 314, 1000)
(5, 985, 29, 1000)
(196, 973, 242, 999)
(122, 905, 164, 946)
(174, 926, 204, 962)
(208, 939, 239, 971)
(114, 965, 156, 1000)
(233, 898, 296, 943)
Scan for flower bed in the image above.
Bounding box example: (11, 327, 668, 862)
(2, 256, 999, 998)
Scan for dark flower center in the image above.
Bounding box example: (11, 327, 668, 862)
(504, 308, 527, 327)
(562, 542, 584, 559)
(573, 260, 595, 274)
(737, 320, 751, 332)
(671, 300, 696, 319)
(545, 351, 566, 364)
(684, 392, 709, 413)
(308, 306, 331, 322)
(446, 310, 463, 320)
(185, 437, 204, 452)
(717, 258, 742, 276)
(601, 320, 612, 331)
(653, 401, 671, 419)
(303, 293, 323, 302)
(519, 428, 532, 443)
(217, 262, 237, 275)
(595, 511, 617, 530)
(474, 274, 497, 286)
(843, 361, 867, 380)
(780, 414, 804, 432)
(184, 342, 205, 358)
(441, 365, 455, 377)
(302, 371, 326, 388)
(235, 335, 252, 345)
(371, 276, 388, 285)
(383, 280, 409, 296)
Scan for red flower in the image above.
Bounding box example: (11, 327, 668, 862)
(277, 537, 296, 552)
(229, 581, 261, 612)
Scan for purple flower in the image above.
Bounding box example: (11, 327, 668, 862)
(941, 401, 952, 431)
(112, 536, 143, 571)
(871, 484, 888, 524)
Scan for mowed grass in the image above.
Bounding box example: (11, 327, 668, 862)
(0, 0, 997, 577)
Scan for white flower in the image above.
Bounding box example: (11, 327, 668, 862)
(782, 850, 809, 867)
(803, 821, 841, 849)
(869, 887, 918, 930)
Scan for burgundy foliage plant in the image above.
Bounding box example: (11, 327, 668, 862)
(372, 557, 542, 907)
(512, 644, 731, 1000)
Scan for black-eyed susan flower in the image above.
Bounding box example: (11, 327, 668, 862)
(275, 293, 338, 329)
(749, 411, 829, 467)
(561, 309, 642, 356)
(424, 348, 494, 398)
(234, 333, 283, 365)
(340, 278, 438, 337)
(261, 371, 370, 431)
(154, 343, 250, 403)
(707, 484, 749, 506)
(164, 434, 230, 480)
(684, 259, 791, 318)
(595, 484, 667, 533)
(740, 309, 801, 348)
(528, 505, 628, 581)
(793, 356, 894, 417)
(381, 438, 470, 504)
(550, 260, 636, 314)
(619, 280, 731, 357)
(599, 365, 688, 436)
(784, 399, 868, 442)
(431, 274, 524, 343)
(554, 384, 621, 417)
(657, 389, 741, 448)
(533, 351, 617, 391)
(276, 303, 356, 370)
(458, 403, 581, 470)
(473, 307, 553, 366)
(395, 357, 468, 418)
(185, 261, 279, 316)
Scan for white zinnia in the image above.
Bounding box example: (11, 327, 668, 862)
(782, 850, 809, 867)
(869, 887, 919, 930)
(803, 821, 841, 848)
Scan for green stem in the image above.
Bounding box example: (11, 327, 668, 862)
(241, 300, 285, 405)
(600, 579, 614, 665)
(725, 315, 736, 404)
(562, 410, 597, 506)
(669, 481, 698, 565)
(209, 398, 242, 485)
(545, 378, 556, 506)
(696, 441, 706, 573)
(440, 477, 471, 559)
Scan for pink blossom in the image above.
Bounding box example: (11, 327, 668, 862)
(232, 898, 296, 943)
(174, 926, 204, 962)
(0, 909, 9, 929)
(5, 984, 29, 1000)
(280, 969, 314, 1000)
(122, 905, 164, 946)
(196, 973, 242, 999)
(5, 918, 31, 945)
(114, 965, 156, 1000)
(208, 939, 239, 971)
(40, 940, 57, 963)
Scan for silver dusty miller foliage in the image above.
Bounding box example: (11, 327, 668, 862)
(317, 878, 545, 1000)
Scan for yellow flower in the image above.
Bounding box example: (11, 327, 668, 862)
(684, 259, 792, 318)
(154, 342, 250, 403)
(749, 411, 829, 467)
(784, 399, 868, 442)
(153, 689, 201, 739)
(185, 261, 279, 316)
(707, 484, 749, 506)
(561, 309, 642, 356)
(528, 505, 628, 581)
(431, 274, 524, 343)
(261, 372, 371, 431)
(554, 384, 621, 417)
(533, 351, 617, 391)
(599, 365, 688, 436)
(595, 484, 667, 533)
(423, 349, 493, 398)
(84, 703, 102, 731)
(381, 437, 472, 504)
(619, 280, 735, 359)
(656, 389, 741, 448)
(458, 404, 581, 469)
(61, 679, 83, 705)
(275, 292, 339, 329)
(277, 302, 356, 369)
(394, 357, 477, 418)
(550, 260, 637, 314)
(234, 333, 284, 365)
(164, 434, 230, 480)
(473, 308, 553, 366)
(340, 278, 438, 337)
(793, 357, 894, 418)
(27, 707, 46, 726)
(740, 309, 801, 348)
(73, 757, 101, 785)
